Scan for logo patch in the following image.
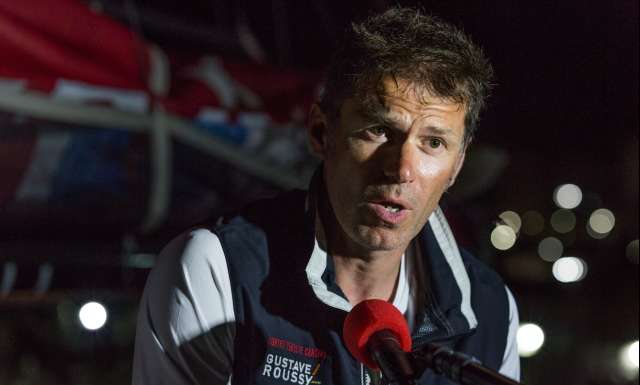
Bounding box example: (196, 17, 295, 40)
(260, 337, 327, 384)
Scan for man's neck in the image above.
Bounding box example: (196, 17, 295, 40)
(331, 250, 404, 306)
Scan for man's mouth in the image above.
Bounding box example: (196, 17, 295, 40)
(368, 196, 411, 211)
(381, 203, 403, 213)
(365, 200, 410, 224)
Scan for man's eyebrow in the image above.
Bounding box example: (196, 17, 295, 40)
(356, 105, 457, 137)
(356, 105, 399, 126)
(424, 125, 456, 137)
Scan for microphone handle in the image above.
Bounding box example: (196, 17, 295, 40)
(368, 330, 417, 385)
(411, 344, 522, 385)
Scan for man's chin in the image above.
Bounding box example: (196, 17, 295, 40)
(355, 226, 409, 252)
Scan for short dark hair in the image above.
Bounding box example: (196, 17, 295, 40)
(318, 7, 494, 145)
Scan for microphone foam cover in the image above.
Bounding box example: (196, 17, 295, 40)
(342, 299, 412, 369)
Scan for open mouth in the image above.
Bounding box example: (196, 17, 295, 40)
(365, 200, 410, 224)
(381, 203, 403, 213)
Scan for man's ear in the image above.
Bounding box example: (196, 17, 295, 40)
(448, 148, 467, 188)
(307, 103, 330, 159)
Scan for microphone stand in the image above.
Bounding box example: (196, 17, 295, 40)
(408, 344, 521, 385)
(368, 332, 521, 385)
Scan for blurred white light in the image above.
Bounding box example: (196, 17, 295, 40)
(552, 257, 587, 283)
(34, 263, 54, 295)
(517, 323, 545, 357)
(550, 209, 576, 234)
(629, 341, 640, 368)
(627, 240, 639, 264)
(620, 341, 639, 372)
(522, 211, 545, 236)
(588, 208, 615, 234)
(586, 223, 610, 239)
(78, 301, 107, 331)
(538, 237, 564, 262)
(499, 211, 522, 233)
(1, 262, 18, 295)
(553, 184, 582, 209)
(491, 225, 517, 250)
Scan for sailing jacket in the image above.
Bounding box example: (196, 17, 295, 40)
(133, 190, 520, 385)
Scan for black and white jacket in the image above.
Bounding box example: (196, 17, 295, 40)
(133, 190, 520, 385)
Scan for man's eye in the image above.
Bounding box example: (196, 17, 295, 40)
(428, 138, 443, 148)
(367, 126, 387, 137)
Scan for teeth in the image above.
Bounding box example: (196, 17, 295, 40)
(384, 205, 400, 212)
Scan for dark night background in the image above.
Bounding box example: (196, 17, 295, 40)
(0, 1, 637, 384)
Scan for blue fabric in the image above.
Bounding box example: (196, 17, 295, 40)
(51, 129, 130, 204)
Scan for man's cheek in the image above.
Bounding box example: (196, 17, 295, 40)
(345, 139, 377, 160)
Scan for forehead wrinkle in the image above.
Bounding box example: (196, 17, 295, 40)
(357, 95, 458, 138)
(423, 125, 457, 140)
(380, 76, 467, 116)
(356, 102, 401, 127)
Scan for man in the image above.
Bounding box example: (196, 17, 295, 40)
(133, 7, 520, 385)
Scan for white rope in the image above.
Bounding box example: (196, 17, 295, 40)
(140, 46, 172, 233)
(140, 106, 172, 232)
(0, 90, 148, 131)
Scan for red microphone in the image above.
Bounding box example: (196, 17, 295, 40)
(343, 300, 523, 385)
(343, 299, 416, 383)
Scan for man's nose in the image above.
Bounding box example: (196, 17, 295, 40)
(382, 140, 417, 184)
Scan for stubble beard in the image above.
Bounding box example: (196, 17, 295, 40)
(341, 207, 417, 254)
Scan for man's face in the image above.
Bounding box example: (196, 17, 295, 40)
(310, 77, 467, 255)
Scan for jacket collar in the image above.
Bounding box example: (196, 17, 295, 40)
(411, 208, 477, 345)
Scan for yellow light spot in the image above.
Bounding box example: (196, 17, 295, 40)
(490, 225, 517, 250)
(588, 208, 615, 234)
(499, 211, 522, 233)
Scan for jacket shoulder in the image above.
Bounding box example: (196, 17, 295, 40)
(457, 248, 511, 371)
(459, 248, 506, 290)
(211, 189, 312, 285)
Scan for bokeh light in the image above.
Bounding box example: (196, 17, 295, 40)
(628, 341, 640, 368)
(499, 210, 522, 233)
(522, 211, 545, 236)
(586, 223, 610, 239)
(490, 225, 517, 250)
(552, 257, 587, 283)
(553, 184, 582, 209)
(550, 209, 576, 234)
(620, 340, 639, 373)
(626, 240, 639, 264)
(517, 323, 545, 357)
(1, 262, 17, 295)
(588, 208, 615, 234)
(538, 237, 564, 262)
(78, 302, 108, 331)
